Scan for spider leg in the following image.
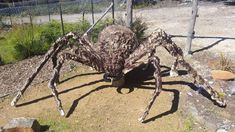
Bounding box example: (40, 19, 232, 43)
(170, 57, 179, 77)
(139, 56, 162, 122)
(48, 54, 65, 116)
(11, 32, 80, 107)
(155, 30, 226, 106)
(124, 48, 162, 122)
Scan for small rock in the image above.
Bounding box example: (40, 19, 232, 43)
(216, 129, 227, 132)
(3, 117, 41, 132)
(209, 81, 214, 85)
(187, 92, 193, 96)
(230, 81, 235, 95)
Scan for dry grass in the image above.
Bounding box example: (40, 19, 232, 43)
(218, 53, 234, 72)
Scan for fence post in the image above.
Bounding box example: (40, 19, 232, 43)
(112, 0, 115, 24)
(185, 0, 198, 55)
(8, 3, 13, 26)
(91, 0, 94, 24)
(59, 3, 65, 35)
(126, 0, 133, 28)
(47, 0, 51, 22)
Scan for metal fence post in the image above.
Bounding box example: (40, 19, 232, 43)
(59, 3, 65, 35)
(91, 0, 94, 24)
(126, 0, 133, 28)
(47, 0, 51, 22)
(185, 0, 198, 55)
(112, 0, 115, 24)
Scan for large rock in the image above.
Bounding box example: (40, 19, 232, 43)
(211, 70, 235, 81)
(3, 117, 41, 132)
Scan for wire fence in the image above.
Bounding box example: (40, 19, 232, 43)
(0, 0, 125, 27)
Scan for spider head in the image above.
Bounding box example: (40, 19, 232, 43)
(103, 72, 125, 87)
(103, 72, 124, 82)
(103, 63, 124, 83)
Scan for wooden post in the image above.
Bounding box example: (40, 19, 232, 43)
(91, 0, 94, 24)
(185, 0, 198, 55)
(112, 0, 115, 24)
(59, 4, 65, 35)
(126, 0, 133, 28)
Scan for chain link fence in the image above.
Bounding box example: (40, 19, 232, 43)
(0, 0, 125, 27)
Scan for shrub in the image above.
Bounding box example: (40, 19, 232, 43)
(219, 53, 234, 72)
(12, 25, 47, 60)
(0, 18, 119, 64)
(116, 16, 148, 41)
(131, 17, 148, 41)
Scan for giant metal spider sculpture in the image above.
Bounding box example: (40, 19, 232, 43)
(11, 25, 226, 122)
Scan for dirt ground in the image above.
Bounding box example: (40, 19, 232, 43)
(0, 48, 207, 132)
(0, 2, 235, 132)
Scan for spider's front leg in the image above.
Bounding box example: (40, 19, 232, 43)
(11, 32, 79, 107)
(124, 50, 162, 122)
(139, 56, 162, 122)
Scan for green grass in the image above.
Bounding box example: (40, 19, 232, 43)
(181, 116, 195, 132)
(0, 41, 15, 64)
(39, 118, 70, 132)
(0, 18, 112, 65)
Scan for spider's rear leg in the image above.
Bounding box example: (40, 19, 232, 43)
(170, 57, 179, 77)
(139, 56, 162, 122)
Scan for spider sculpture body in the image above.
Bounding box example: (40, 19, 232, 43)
(11, 25, 226, 122)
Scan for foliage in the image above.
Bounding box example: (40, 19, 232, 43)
(0, 18, 111, 64)
(181, 116, 194, 132)
(133, 0, 157, 9)
(116, 16, 148, 41)
(131, 17, 148, 40)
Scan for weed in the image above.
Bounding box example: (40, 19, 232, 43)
(181, 116, 194, 132)
(219, 53, 234, 72)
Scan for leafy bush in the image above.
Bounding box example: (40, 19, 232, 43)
(0, 18, 112, 64)
(131, 17, 148, 41)
(12, 25, 47, 60)
(116, 16, 148, 41)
